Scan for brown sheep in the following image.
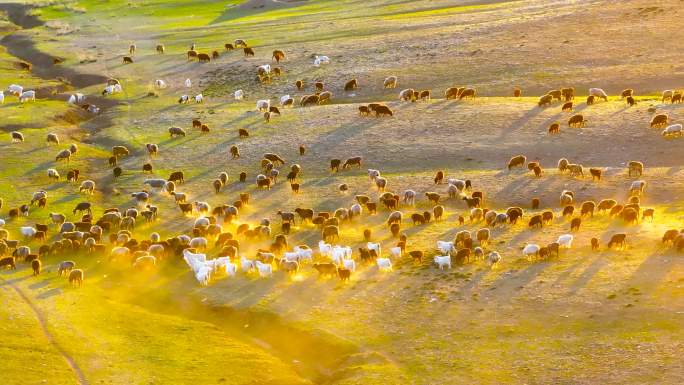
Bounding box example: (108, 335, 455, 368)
(561, 87, 575, 101)
(445, 87, 460, 100)
(411, 213, 425, 225)
(650, 114, 668, 128)
(580, 201, 596, 217)
(607, 233, 627, 250)
(586, 95, 595, 105)
(187, 50, 198, 60)
(538, 94, 553, 107)
(230, 145, 240, 159)
(513, 87, 522, 97)
(419, 90, 431, 100)
(299, 145, 306, 156)
(31, 259, 41, 275)
(239, 128, 249, 138)
(0, 256, 16, 270)
(113, 167, 123, 178)
(263, 112, 271, 123)
(69, 269, 84, 286)
(626, 96, 636, 106)
(337, 268, 351, 281)
(433, 205, 444, 221)
(295, 80, 304, 90)
(244, 47, 255, 57)
(212, 179, 222, 194)
(541, 210, 554, 225)
(156, 44, 165, 53)
(290, 183, 300, 194)
(507, 155, 526, 170)
(142, 163, 153, 173)
(374, 105, 393, 117)
(434, 170, 444, 184)
(197, 53, 211, 62)
(390, 223, 401, 238)
(662, 229, 680, 244)
(591, 238, 599, 251)
(409, 250, 424, 263)
(609, 204, 624, 217)
(272, 50, 285, 63)
(621, 208, 638, 225)
(561, 102, 573, 112)
(329, 159, 341, 172)
(531, 198, 540, 209)
(359, 106, 371, 116)
(257, 178, 271, 190)
(425, 192, 440, 204)
(315, 81, 324, 91)
(318, 91, 332, 104)
(322, 225, 339, 241)
(463, 196, 480, 208)
(122, 56, 133, 64)
(532, 166, 543, 177)
(528, 215, 543, 229)
(344, 79, 358, 91)
(570, 217, 581, 232)
(548, 122, 560, 134)
(628, 161, 644, 177)
(568, 114, 586, 128)
(300, 94, 320, 107)
(212, 50, 220, 59)
(673, 93, 682, 104)
(200, 124, 210, 133)
(597, 199, 617, 212)
(589, 168, 602, 181)
(547, 89, 562, 101)
(642, 208, 654, 222)
(459, 88, 476, 100)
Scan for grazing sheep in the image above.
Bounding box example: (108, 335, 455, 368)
(548, 122, 560, 134)
(522, 244, 540, 259)
(47, 168, 60, 180)
(589, 88, 608, 101)
(313, 55, 329, 66)
(570, 217, 581, 231)
(607, 233, 627, 250)
(568, 114, 586, 128)
(11, 131, 24, 143)
(507, 155, 526, 170)
(344, 79, 358, 91)
(642, 208, 654, 222)
(538, 94, 553, 107)
(650, 114, 668, 128)
(459, 88, 476, 100)
(19, 90, 36, 102)
(597, 199, 617, 213)
(399, 88, 416, 101)
(384, 76, 397, 89)
(586, 95, 595, 105)
(563, 206, 575, 217)
(69, 269, 84, 286)
(589, 168, 602, 181)
(662, 124, 683, 138)
(561, 102, 573, 112)
(568, 164, 583, 177)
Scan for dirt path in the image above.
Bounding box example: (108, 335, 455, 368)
(0, 276, 88, 385)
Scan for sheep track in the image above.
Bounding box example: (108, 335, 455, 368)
(0, 276, 89, 385)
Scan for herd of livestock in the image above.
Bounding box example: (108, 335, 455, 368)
(1, 38, 683, 288)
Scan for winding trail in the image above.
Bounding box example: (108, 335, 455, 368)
(0, 276, 88, 385)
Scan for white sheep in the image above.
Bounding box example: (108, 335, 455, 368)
(67, 93, 85, 105)
(313, 55, 330, 66)
(367, 242, 381, 259)
(47, 168, 60, 180)
(294, 246, 313, 263)
(403, 190, 416, 206)
(143, 179, 167, 190)
(389, 246, 402, 259)
(7, 84, 23, 96)
(436, 241, 455, 255)
(0, 219, 5, 227)
(20, 226, 37, 239)
(318, 240, 333, 257)
(154, 79, 167, 89)
(194, 217, 210, 228)
(79, 180, 95, 195)
(376, 257, 392, 271)
(234, 89, 244, 100)
(522, 244, 540, 259)
(487, 251, 502, 267)
(178, 95, 190, 104)
(19, 90, 35, 102)
(255, 260, 272, 277)
(342, 258, 356, 272)
(194, 94, 203, 103)
(194, 201, 210, 214)
(110, 246, 130, 261)
(434, 255, 451, 270)
(185, 78, 192, 88)
(0, 91, 4, 104)
(447, 179, 466, 191)
(280, 94, 291, 105)
(349, 203, 362, 219)
(662, 123, 683, 138)
(240, 256, 254, 273)
(256, 99, 270, 111)
(367, 169, 381, 180)
(557, 234, 574, 248)
(257, 64, 271, 75)
(588, 88, 608, 101)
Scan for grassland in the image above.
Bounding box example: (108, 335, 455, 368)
(1, 0, 684, 384)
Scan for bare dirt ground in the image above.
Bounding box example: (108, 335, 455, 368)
(1, 0, 684, 384)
